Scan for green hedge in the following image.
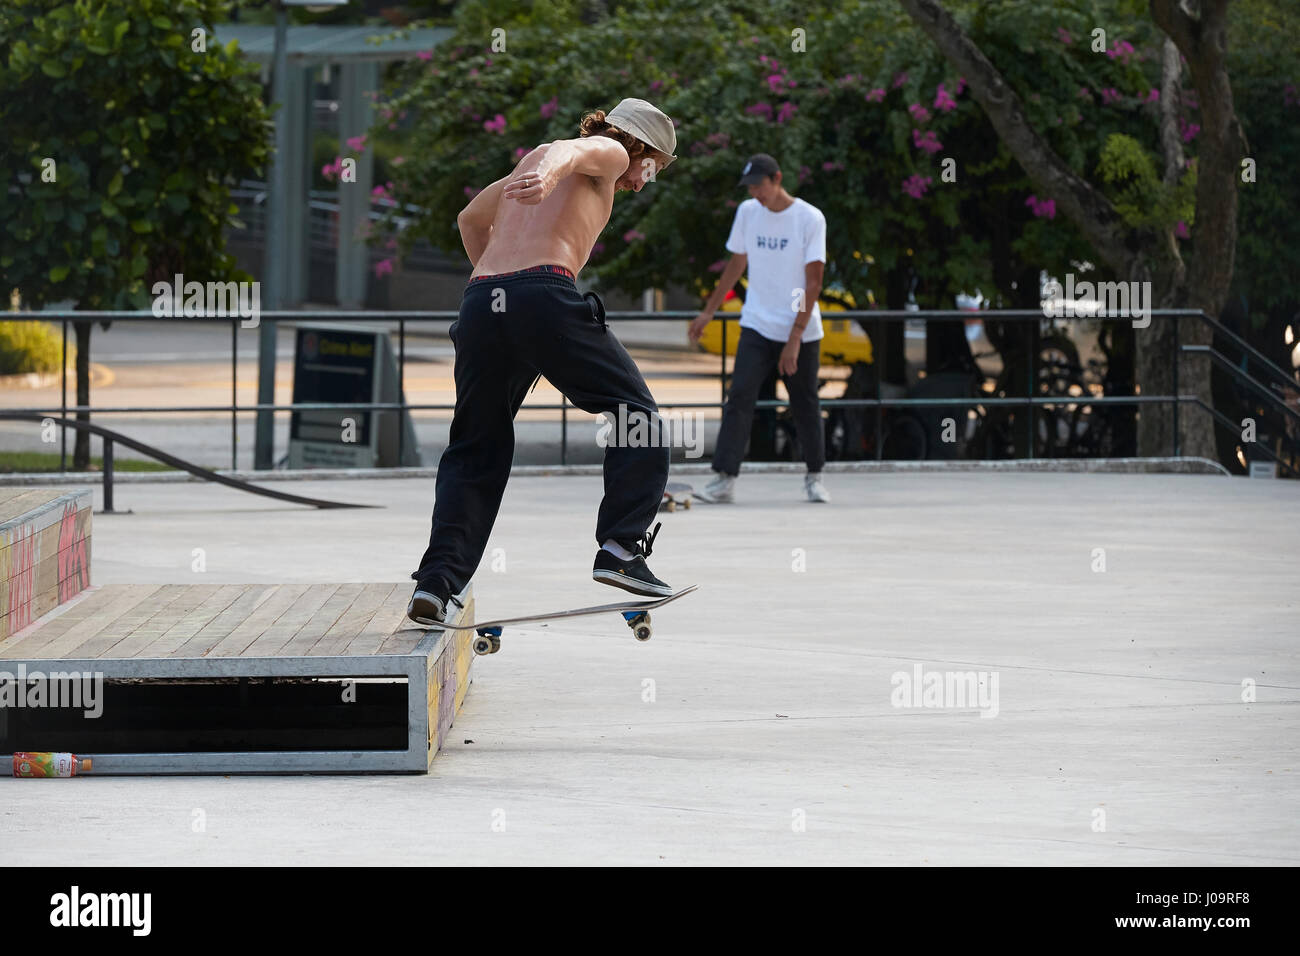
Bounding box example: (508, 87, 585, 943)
(0, 321, 72, 375)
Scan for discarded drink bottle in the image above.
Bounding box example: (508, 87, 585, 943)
(12, 752, 93, 777)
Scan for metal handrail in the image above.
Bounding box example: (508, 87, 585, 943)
(4, 307, 1296, 474)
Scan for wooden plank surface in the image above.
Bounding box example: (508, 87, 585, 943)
(1, 583, 425, 660)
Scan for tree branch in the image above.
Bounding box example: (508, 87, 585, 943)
(1158, 38, 1186, 186)
(1149, 0, 1200, 59)
(896, 0, 1137, 278)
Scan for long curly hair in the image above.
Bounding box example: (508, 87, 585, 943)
(577, 109, 666, 166)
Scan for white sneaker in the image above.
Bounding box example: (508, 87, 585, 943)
(697, 471, 736, 503)
(805, 473, 830, 503)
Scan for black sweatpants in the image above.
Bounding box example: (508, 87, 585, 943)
(412, 269, 668, 597)
(712, 326, 825, 476)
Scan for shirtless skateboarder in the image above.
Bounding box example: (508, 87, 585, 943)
(408, 98, 678, 626)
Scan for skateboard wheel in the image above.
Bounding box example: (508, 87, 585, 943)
(487, 635, 502, 654)
(665, 499, 676, 512)
(683, 498, 692, 509)
(634, 624, 652, 641)
(473, 635, 498, 656)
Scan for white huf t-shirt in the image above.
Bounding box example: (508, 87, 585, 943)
(725, 196, 826, 343)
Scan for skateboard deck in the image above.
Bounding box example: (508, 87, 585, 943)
(660, 481, 694, 512)
(427, 585, 698, 655)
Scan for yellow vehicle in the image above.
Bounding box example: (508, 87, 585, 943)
(696, 280, 875, 366)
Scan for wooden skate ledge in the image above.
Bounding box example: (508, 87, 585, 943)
(0, 582, 474, 774)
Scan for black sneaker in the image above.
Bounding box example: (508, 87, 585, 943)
(406, 577, 461, 626)
(592, 522, 673, 597)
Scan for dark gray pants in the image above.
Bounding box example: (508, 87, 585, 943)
(712, 327, 825, 476)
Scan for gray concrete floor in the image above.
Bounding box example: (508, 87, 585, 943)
(1, 471, 1296, 865)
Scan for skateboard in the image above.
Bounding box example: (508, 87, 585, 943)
(427, 585, 698, 655)
(660, 481, 694, 512)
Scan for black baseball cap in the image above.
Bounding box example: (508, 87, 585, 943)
(737, 153, 780, 185)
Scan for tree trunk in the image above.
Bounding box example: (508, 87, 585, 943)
(1149, 0, 1249, 462)
(898, 0, 1247, 464)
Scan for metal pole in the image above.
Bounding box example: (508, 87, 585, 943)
(255, 1, 289, 470)
(60, 319, 67, 471)
(1173, 312, 1180, 458)
(102, 438, 114, 514)
(1025, 326, 1034, 459)
(231, 317, 237, 471)
(875, 318, 883, 461)
(398, 318, 405, 467)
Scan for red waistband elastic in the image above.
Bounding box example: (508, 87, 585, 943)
(468, 264, 576, 283)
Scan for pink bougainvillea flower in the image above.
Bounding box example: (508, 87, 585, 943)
(893, 71, 909, 88)
(775, 101, 798, 124)
(1100, 87, 1121, 105)
(866, 88, 886, 103)
(1106, 39, 1136, 63)
(650, 79, 663, 92)
(513, 147, 529, 160)
(345, 134, 367, 152)
(1146, 89, 1159, 103)
(623, 229, 646, 243)
(540, 96, 559, 119)
(902, 174, 932, 199)
(708, 259, 726, 272)
(1057, 27, 1073, 44)
(1180, 119, 1201, 142)
(483, 113, 506, 134)
(373, 258, 394, 278)
(1025, 195, 1057, 219)
(767, 73, 785, 92)
(745, 102, 774, 119)
(592, 242, 605, 255)
(934, 83, 957, 112)
(912, 129, 943, 154)
(1174, 221, 1190, 239)
(908, 103, 931, 123)
(955, 76, 967, 95)
(798, 165, 811, 183)
(416, 50, 432, 61)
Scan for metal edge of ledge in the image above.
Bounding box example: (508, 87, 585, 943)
(0, 456, 1231, 485)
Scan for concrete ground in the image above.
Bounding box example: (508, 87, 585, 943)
(1, 470, 1296, 865)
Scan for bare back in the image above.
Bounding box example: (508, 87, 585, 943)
(471, 144, 616, 277)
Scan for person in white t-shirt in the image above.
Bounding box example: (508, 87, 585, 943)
(688, 153, 830, 503)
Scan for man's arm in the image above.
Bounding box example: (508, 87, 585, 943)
(688, 253, 747, 344)
(788, 260, 825, 341)
(502, 138, 629, 204)
(456, 175, 508, 266)
(778, 259, 825, 375)
(702, 254, 748, 314)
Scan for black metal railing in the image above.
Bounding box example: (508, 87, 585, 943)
(3, 308, 1297, 476)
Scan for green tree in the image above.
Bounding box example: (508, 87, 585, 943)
(0, 0, 270, 467)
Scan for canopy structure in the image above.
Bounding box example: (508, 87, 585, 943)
(213, 24, 451, 308)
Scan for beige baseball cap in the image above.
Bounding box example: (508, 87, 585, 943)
(606, 98, 677, 168)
